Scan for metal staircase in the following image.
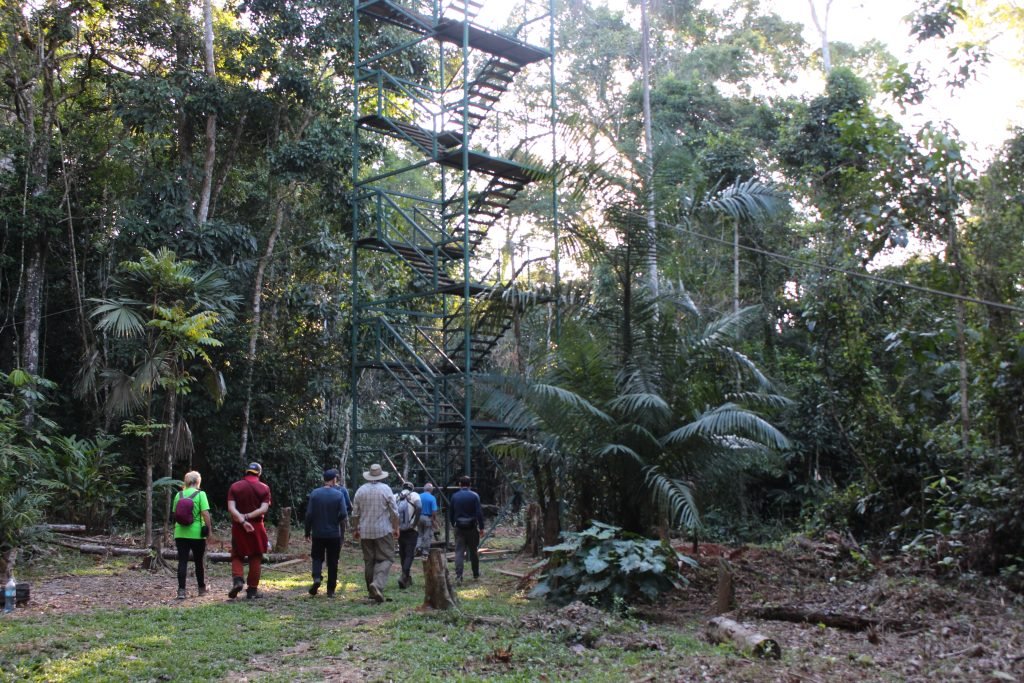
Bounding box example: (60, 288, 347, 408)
(351, 0, 555, 510)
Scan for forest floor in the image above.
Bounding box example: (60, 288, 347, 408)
(1, 525, 1022, 682)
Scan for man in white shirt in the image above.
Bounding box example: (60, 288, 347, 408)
(351, 463, 400, 603)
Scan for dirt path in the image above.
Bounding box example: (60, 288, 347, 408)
(12, 534, 1024, 682)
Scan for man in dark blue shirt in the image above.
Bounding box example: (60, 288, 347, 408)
(449, 475, 484, 583)
(304, 468, 351, 596)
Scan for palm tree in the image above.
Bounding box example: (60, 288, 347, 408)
(81, 247, 236, 545)
(485, 303, 790, 542)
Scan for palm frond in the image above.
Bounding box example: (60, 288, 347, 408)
(89, 299, 146, 337)
(724, 391, 794, 410)
(528, 382, 613, 425)
(643, 466, 700, 530)
(606, 392, 671, 420)
(593, 442, 643, 461)
(694, 305, 762, 349)
(612, 422, 663, 453)
(489, 436, 562, 465)
(703, 178, 786, 223)
(717, 346, 774, 391)
(101, 369, 148, 416)
(661, 403, 790, 450)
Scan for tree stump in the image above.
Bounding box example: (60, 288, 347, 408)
(714, 559, 735, 614)
(523, 502, 544, 557)
(274, 507, 291, 552)
(422, 548, 458, 610)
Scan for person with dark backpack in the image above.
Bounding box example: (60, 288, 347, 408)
(172, 471, 213, 600)
(394, 481, 421, 589)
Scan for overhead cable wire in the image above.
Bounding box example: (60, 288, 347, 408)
(619, 207, 1024, 315)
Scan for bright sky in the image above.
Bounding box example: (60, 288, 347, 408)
(767, 0, 1024, 164)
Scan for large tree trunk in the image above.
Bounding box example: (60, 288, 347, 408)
(422, 548, 458, 610)
(144, 451, 154, 547)
(639, 0, 658, 305)
(808, 0, 833, 73)
(239, 200, 287, 462)
(162, 390, 178, 545)
(195, 0, 217, 224)
(523, 502, 544, 557)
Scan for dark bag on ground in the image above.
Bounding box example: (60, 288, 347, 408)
(174, 490, 200, 526)
(455, 515, 476, 530)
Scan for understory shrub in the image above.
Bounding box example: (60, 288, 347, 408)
(531, 521, 695, 609)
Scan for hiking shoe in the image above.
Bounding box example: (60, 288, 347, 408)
(176, 588, 186, 600)
(309, 580, 321, 596)
(326, 588, 335, 597)
(368, 584, 385, 604)
(246, 587, 261, 600)
(228, 578, 244, 599)
(198, 585, 208, 597)
(397, 574, 408, 590)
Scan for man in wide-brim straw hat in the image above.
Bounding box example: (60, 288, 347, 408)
(350, 463, 399, 603)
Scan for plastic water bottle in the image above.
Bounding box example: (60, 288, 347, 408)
(3, 576, 14, 613)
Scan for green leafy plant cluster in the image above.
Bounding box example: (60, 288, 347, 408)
(34, 435, 129, 530)
(530, 521, 695, 608)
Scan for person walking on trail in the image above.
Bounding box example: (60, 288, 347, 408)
(173, 470, 213, 600)
(227, 462, 272, 600)
(395, 481, 421, 589)
(304, 468, 351, 597)
(350, 463, 399, 603)
(449, 475, 484, 584)
(417, 482, 438, 556)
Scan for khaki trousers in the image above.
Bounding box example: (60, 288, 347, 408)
(360, 535, 394, 592)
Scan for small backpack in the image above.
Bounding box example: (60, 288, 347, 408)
(397, 492, 417, 531)
(174, 490, 200, 526)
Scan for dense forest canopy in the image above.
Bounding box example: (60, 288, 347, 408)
(1, 0, 1021, 584)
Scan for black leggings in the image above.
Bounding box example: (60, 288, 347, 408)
(175, 537, 207, 589)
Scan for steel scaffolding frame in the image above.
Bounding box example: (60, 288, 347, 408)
(350, 0, 557, 508)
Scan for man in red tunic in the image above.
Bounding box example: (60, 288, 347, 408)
(227, 462, 272, 599)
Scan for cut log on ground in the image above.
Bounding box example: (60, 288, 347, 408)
(706, 616, 781, 659)
(33, 524, 89, 533)
(62, 540, 300, 564)
(273, 509, 291, 552)
(422, 548, 458, 610)
(746, 605, 884, 632)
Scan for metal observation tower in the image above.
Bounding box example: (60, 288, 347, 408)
(350, 0, 557, 513)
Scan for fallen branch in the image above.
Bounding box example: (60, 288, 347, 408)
(937, 644, 985, 659)
(746, 605, 910, 632)
(494, 568, 527, 579)
(706, 616, 781, 659)
(261, 557, 306, 572)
